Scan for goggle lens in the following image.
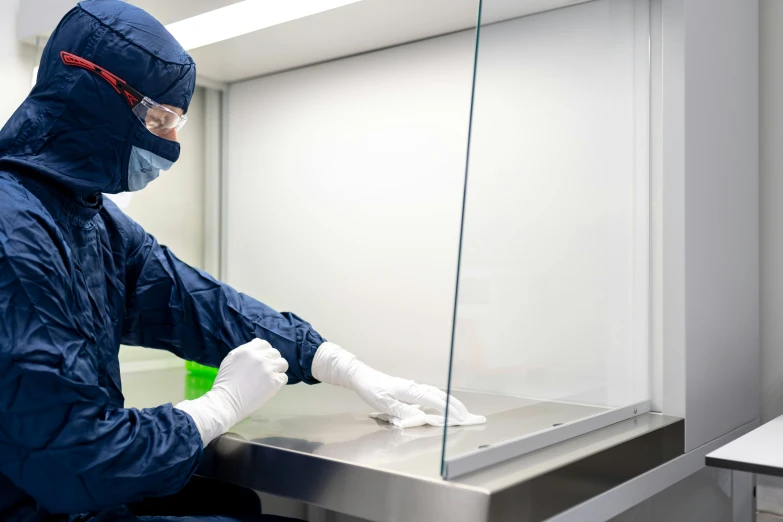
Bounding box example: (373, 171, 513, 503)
(132, 97, 188, 136)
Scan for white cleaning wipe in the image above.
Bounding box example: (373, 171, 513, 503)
(371, 407, 487, 428)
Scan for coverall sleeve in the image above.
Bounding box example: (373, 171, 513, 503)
(0, 211, 202, 514)
(118, 214, 325, 385)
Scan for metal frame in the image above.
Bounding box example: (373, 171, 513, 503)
(200, 80, 230, 282)
(196, 412, 682, 522)
(220, 88, 230, 281)
(202, 87, 223, 277)
(444, 400, 652, 479)
(547, 419, 759, 522)
(732, 471, 754, 522)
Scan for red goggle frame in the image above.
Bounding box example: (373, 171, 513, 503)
(60, 51, 144, 108)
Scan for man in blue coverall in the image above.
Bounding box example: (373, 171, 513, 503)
(0, 1, 483, 521)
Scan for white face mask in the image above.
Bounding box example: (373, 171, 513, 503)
(127, 145, 174, 192)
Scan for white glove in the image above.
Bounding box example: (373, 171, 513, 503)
(312, 343, 486, 428)
(176, 339, 288, 447)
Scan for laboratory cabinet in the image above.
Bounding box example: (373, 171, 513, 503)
(222, 0, 759, 518)
(18, 0, 760, 520)
(223, 0, 656, 485)
(219, 0, 758, 518)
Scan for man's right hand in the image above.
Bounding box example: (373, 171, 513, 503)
(176, 339, 288, 447)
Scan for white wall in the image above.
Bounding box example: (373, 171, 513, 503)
(16, 0, 76, 42)
(0, 0, 36, 125)
(225, 0, 650, 406)
(226, 30, 474, 387)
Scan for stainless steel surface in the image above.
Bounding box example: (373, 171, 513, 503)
(548, 420, 759, 522)
(444, 400, 652, 479)
(732, 471, 754, 522)
(235, 388, 614, 480)
(124, 368, 616, 479)
(123, 369, 683, 522)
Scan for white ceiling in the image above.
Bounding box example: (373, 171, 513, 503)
(132, 0, 594, 83)
(20, 0, 594, 83)
(127, 0, 247, 25)
(190, 0, 479, 83)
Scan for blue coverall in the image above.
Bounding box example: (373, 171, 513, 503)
(0, 1, 323, 520)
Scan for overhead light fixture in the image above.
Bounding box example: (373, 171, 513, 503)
(166, 0, 364, 51)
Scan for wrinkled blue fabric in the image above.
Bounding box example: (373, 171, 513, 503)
(0, 1, 324, 520)
(128, 146, 174, 192)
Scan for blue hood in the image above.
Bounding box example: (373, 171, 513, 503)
(0, 0, 196, 197)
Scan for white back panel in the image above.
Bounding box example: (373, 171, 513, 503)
(226, 32, 475, 385)
(226, 0, 649, 401)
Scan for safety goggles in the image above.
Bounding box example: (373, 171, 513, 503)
(60, 51, 187, 137)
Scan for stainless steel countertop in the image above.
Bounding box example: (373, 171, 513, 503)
(122, 368, 683, 522)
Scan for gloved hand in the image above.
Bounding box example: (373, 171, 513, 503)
(312, 343, 486, 428)
(176, 339, 288, 447)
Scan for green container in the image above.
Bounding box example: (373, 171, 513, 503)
(184, 372, 216, 400)
(184, 362, 218, 400)
(185, 360, 218, 377)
